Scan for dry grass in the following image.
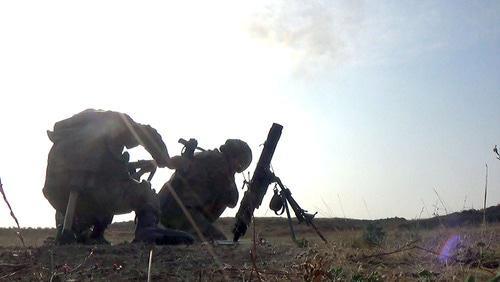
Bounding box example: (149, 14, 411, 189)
(0, 219, 498, 281)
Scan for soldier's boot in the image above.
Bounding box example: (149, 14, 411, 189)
(133, 209, 194, 245)
(55, 212, 77, 245)
(55, 224, 77, 245)
(87, 216, 113, 245)
(56, 224, 94, 245)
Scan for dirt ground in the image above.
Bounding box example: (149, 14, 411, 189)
(0, 218, 499, 281)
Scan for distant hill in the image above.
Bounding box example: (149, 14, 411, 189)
(108, 204, 500, 233)
(398, 204, 500, 229)
(4, 205, 497, 233)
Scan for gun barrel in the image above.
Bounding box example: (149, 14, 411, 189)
(232, 123, 283, 241)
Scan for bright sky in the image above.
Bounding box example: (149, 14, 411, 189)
(0, 1, 499, 228)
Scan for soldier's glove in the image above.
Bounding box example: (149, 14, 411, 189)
(129, 160, 158, 181)
(154, 157, 169, 168)
(168, 156, 191, 171)
(179, 138, 198, 158)
(186, 138, 198, 150)
(132, 160, 157, 171)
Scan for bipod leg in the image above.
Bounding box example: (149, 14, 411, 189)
(308, 219, 328, 243)
(282, 197, 297, 243)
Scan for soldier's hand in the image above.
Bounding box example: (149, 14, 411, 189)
(179, 138, 198, 158)
(153, 151, 171, 168)
(167, 156, 191, 171)
(136, 160, 157, 171)
(186, 138, 198, 150)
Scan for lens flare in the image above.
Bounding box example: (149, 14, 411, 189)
(439, 234, 461, 263)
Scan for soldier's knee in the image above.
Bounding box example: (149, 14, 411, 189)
(139, 180, 152, 189)
(130, 180, 160, 214)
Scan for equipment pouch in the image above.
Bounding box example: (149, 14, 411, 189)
(269, 188, 285, 215)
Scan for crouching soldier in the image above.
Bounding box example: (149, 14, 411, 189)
(43, 109, 194, 245)
(158, 139, 252, 241)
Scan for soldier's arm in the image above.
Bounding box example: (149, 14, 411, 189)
(113, 111, 190, 170)
(133, 124, 189, 170)
(112, 112, 169, 167)
(165, 155, 189, 170)
(226, 182, 239, 208)
(213, 172, 239, 208)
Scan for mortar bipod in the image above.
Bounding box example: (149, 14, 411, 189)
(269, 175, 328, 244)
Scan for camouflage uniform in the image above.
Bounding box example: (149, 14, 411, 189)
(43, 109, 192, 244)
(159, 140, 252, 241)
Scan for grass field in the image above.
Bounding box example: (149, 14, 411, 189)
(0, 216, 499, 281)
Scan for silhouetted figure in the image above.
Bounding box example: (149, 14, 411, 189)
(43, 109, 194, 245)
(158, 139, 252, 241)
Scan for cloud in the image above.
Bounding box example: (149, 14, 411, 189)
(247, 0, 364, 76)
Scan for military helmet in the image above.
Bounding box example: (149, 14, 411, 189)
(220, 139, 252, 173)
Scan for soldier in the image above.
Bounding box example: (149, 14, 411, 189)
(43, 109, 194, 245)
(158, 139, 252, 241)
